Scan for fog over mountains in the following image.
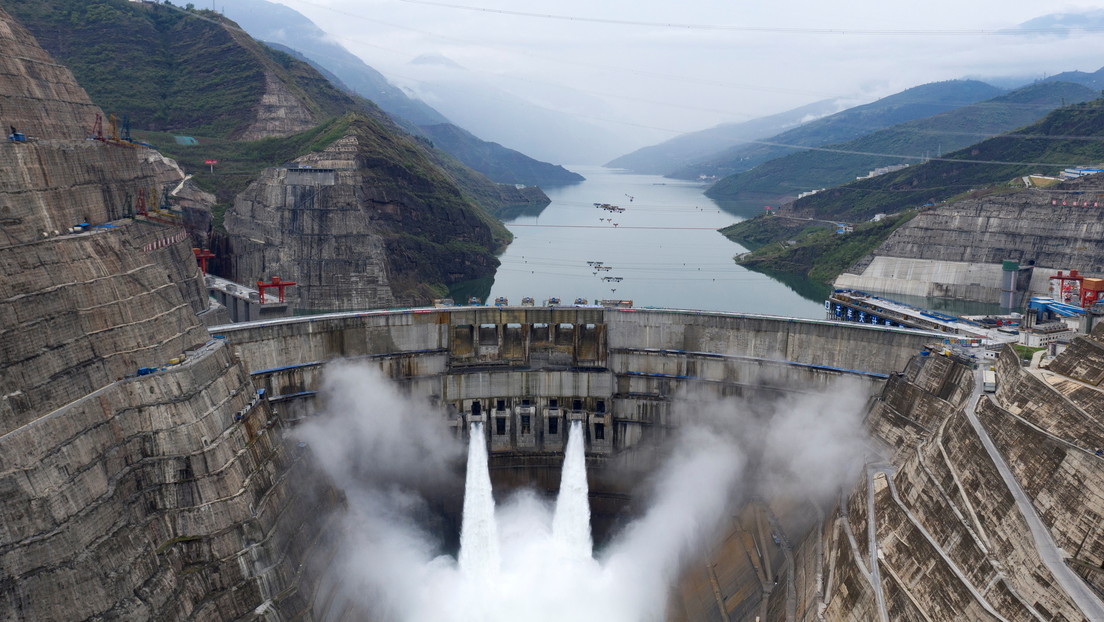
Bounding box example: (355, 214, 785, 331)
(221, 0, 635, 164)
(216, 1, 1104, 170)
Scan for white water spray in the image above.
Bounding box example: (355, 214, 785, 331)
(458, 422, 500, 579)
(304, 365, 871, 621)
(552, 420, 593, 560)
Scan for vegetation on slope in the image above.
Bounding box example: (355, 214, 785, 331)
(679, 80, 1004, 182)
(223, 0, 450, 127)
(724, 212, 917, 284)
(787, 97, 1104, 223)
(7, 0, 263, 136)
(706, 81, 1098, 201)
(263, 33, 580, 188)
(721, 96, 1104, 286)
(11, 0, 530, 214)
(6, 0, 523, 306)
(418, 123, 583, 187)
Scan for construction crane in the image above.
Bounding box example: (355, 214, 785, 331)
(90, 114, 104, 141)
(192, 248, 215, 273)
(257, 276, 296, 304)
(108, 114, 119, 142)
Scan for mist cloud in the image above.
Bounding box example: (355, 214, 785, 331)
(297, 363, 875, 621)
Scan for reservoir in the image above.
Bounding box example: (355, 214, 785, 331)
(487, 165, 828, 318)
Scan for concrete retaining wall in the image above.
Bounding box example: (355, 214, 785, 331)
(835, 256, 1007, 301)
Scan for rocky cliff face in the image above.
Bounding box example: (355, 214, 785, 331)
(751, 343, 1104, 621)
(666, 336, 1104, 621)
(225, 127, 504, 310)
(0, 7, 322, 620)
(0, 10, 101, 141)
(836, 174, 1104, 301)
(238, 71, 318, 141)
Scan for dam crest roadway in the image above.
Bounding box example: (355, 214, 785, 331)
(211, 305, 932, 455)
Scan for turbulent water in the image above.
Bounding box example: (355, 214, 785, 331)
(442, 419, 747, 622)
(310, 365, 868, 622)
(458, 422, 500, 578)
(551, 420, 593, 560)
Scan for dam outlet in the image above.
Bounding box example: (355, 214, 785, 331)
(210, 306, 923, 620)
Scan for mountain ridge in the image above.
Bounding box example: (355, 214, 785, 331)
(666, 80, 1004, 181)
(723, 96, 1104, 284)
(604, 98, 845, 176)
(223, 0, 584, 186)
(706, 80, 1099, 204)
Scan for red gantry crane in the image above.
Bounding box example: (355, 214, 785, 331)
(257, 276, 296, 304)
(192, 248, 214, 273)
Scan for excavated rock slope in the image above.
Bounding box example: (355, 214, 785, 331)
(836, 174, 1104, 301)
(237, 67, 318, 141)
(0, 8, 323, 620)
(0, 13, 101, 141)
(773, 342, 1104, 620)
(226, 131, 502, 310)
(670, 338, 1104, 621)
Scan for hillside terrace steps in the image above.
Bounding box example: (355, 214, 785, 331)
(1033, 373, 1104, 429)
(0, 5, 332, 618)
(969, 398, 1104, 619)
(1043, 337, 1104, 387)
(995, 349, 1104, 453)
(894, 426, 1071, 620)
(835, 352, 1099, 620)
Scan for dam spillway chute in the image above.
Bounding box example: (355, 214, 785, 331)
(458, 422, 500, 579)
(552, 420, 593, 561)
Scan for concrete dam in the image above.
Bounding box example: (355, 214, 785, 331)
(3, 4, 1104, 619)
(214, 306, 925, 446)
(210, 307, 924, 557)
(196, 305, 1103, 622)
(203, 307, 918, 618)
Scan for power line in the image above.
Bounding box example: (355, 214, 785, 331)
(732, 138, 1104, 168)
(284, 0, 830, 98)
(905, 128, 1104, 142)
(290, 0, 1104, 112)
(203, 1, 1104, 143)
(157, 2, 1104, 165)
(507, 223, 721, 230)
(394, 0, 1104, 36)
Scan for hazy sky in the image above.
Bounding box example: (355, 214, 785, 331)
(264, 1, 1104, 144)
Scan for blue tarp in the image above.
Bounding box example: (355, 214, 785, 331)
(1029, 296, 1085, 317)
